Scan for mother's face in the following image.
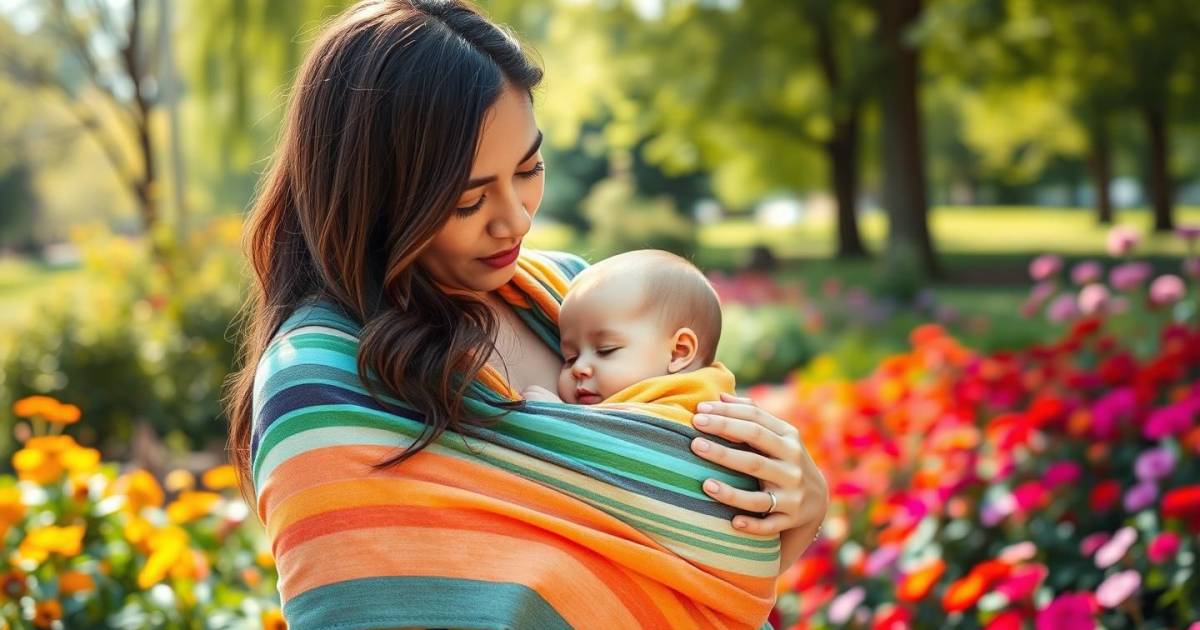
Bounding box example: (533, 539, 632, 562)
(417, 84, 545, 293)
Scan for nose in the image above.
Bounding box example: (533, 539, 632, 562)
(487, 186, 532, 241)
(571, 359, 592, 380)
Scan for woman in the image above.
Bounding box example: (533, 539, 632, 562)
(224, 0, 828, 628)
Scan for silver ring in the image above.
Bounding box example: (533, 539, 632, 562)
(763, 490, 777, 516)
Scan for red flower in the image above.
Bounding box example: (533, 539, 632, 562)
(1090, 480, 1121, 512)
(985, 610, 1024, 630)
(1162, 485, 1200, 532)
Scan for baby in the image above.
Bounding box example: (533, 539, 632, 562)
(521, 249, 731, 413)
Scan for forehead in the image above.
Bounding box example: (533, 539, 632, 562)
(560, 276, 650, 331)
(471, 86, 537, 171)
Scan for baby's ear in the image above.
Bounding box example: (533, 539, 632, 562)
(667, 327, 699, 373)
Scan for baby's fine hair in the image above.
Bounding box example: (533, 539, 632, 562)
(569, 249, 722, 366)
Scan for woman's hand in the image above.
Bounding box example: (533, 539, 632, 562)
(690, 392, 828, 537)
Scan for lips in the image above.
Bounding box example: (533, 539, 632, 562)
(478, 242, 521, 268)
(576, 389, 601, 404)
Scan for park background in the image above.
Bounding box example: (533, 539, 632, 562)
(1, 0, 1199, 628)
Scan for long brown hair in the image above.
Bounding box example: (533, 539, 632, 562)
(223, 0, 544, 502)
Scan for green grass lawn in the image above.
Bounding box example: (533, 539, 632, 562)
(0, 258, 85, 331)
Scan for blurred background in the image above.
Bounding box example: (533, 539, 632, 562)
(1, 0, 1198, 628)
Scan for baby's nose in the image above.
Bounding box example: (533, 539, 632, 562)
(571, 361, 592, 378)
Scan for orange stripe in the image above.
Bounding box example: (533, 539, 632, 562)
(262, 445, 776, 625)
(277, 524, 644, 628)
(280, 504, 677, 628)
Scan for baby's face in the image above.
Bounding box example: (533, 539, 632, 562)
(556, 276, 674, 404)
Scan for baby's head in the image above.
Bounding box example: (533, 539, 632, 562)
(557, 249, 722, 404)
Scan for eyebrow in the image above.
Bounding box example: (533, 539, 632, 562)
(464, 130, 543, 191)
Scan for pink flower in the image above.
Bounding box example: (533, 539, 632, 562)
(1030, 254, 1063, 281)
(1095, 569, 1140, 608)
(1036, 592, 1097, 630)
(1109, 261, 1153, 291)
(1013, 480, 1049, 511)
(1106, 225, 1139, 257)
(1047, 294, 1079, 324)
(1135, 446, 1176, 482)
(1044, 461, 1082, 490)
(865, 544, 900, 577)
(999, 541, 1037, 564)
(1090, 387, 1137, 440)
(1123, 481, 1158, 512)
(828, 586, 864, 625)
(995, 562, 1047, 601)
(1077, 283, 1110, 315)
(1148, 274, 1186, 307)
(1071, 260, 1103, 285)
(1095, 526, 1137, 568)
(1147, 532, 1180, 563)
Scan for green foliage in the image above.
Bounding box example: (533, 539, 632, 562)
(716, 305, 815, 384)
(581, 174, 697, 259)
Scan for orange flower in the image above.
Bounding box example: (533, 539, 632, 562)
(942, 572, 988, 613)
(256, 549, 276, 570)
(0, 569, 27, 600)
(897, 558, 945, 602)
(262, 608, 288, 630)
(12, 396, 80, 425)
(0, 488, 26, 539)
(32, 599, 61, 628)
(58, 570, 95, 595)
(12, 448, 64, 485)
(201, 465, 238, 491)
(112, 470, 164, 513)
(166, 491, 221, 524)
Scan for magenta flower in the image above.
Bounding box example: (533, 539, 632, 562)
(1144, 397, 1200, 440)
(1090, 387, 1137, 440)
(1175, 224, 1200, 242)
(1044, 461, 1082, 490)
(1071, 260, 1103, 285)
(1123, 481, 1158, 512)
(1135, 446, 1176, 482)
(1080, 532, 1110, 557)
(1184, 258, 1200, 279)
(1148, 531, 1180, 563)
(1030, 254, 1063, 281)
(1096, 570, 1141, 608)
(1077, 283, 1110, 315)
(1148, 274, 1186, 307)
(995, 562, 1047, 601)
(1095, 526, 1137, 568)
(1036, 592, 1096, 630)
(1106, 225, 1139, 257)
(1109, 261, 1153, 291)
(1047, 294, 1079, 323)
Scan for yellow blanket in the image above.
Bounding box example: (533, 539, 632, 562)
(599, 361, 736, 426)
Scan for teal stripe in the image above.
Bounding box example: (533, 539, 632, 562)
(282, 576, 571, 630)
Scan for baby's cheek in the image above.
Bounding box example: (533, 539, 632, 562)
(556, 370, 575, 403)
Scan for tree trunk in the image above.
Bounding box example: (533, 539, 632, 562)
(1087, 119, 1113, 225)
(813, 6, 868, 259)
(1142, 104, 1174, 232)
(828, 112, 868, 258)
(877, 0, 940, 279)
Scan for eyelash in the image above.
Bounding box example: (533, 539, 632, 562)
(455, 161, 545, 217)
(564, 348, 617, 364)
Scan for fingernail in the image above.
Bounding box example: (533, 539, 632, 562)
(697, 402, 712, 412)
(693, 438, 710, 452)
(693, 414, 709, 426)
(704, 480, 719, 493)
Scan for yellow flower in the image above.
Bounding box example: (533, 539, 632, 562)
(255, 548, 276, 570)
(57, 570, 95, 595)
(18, 525, 86, 564)
(201, 465, 238, 491)
(60, 447, 100, 475)
(12, 448, 64, 485)
(122, 515, 153, 554)
(164, 469, 195, 492)
(261, 608, 288, 630)
(137, 526, 188, 589)
(166, 491, 221, 524)
(111, 470, 164, 513)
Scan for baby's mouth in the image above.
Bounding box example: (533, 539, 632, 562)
(575, 388, 601, 404)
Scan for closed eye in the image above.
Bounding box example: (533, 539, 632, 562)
(454, 162, 544, 217)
